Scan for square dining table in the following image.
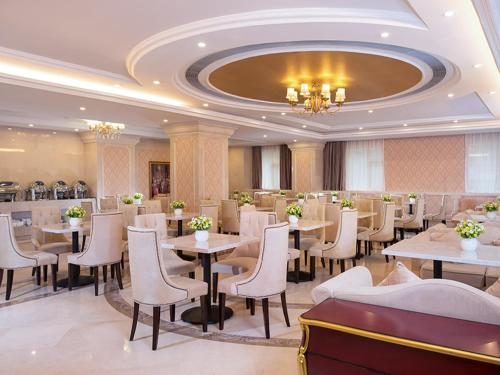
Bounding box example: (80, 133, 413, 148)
(38, 222, 92, 288)
(161, 233, 259, 325)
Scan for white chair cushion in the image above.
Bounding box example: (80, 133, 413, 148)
(25, 251, 58, 266)
(169, 275, 207, 299)
(37, 242, 72, 255)
(211, 257, 257, 275)
(309, 243, 333, 257)
(288, 236, 320, 251)
(288, 248, 300, 260)
(357, 229, 377, 241)
(378, 261, 421, 286)
(486, 279, 500, 298)
(217, 272, 253, 295)
(164, 257, 196, 276)
(486, 267, 500, 288)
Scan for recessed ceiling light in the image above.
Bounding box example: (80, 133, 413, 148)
(202, 103, 209, 107)
(453, 120, 459, 123)
(380, 32, 390, 38)
(113, 84, 121, 88)
(7, 128, 12, 131)
(368, 110, 373, 113)
(281, 112, 286, 116)
(153, 80, 160, 85)
(473, 63, 483, 69)
(28, 124, 34, 127)
(163, 119, 168, 123)
(79, 106, 86, 111)
(261, 116, 266, 120)
(74, 128, 79, 132)
(447, 93, 454, 98)
(197, 42, 207, 48)
(443, 10, 455, 17)
(490, 91, 496, 95)
(293, 139, 297, 142)
(302, 125, 307, 128)
(52, 131, 57, 134)
(263, 134, 268, 138)
(403, 123, 408, 127)
(359, 127, 364, 130)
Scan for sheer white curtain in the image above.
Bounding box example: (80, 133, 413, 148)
(465, 132, 500, 193)
(261, 145, 280, 189)
(345, 139, 384, 191)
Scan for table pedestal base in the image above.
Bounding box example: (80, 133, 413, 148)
(57, 275, 94, 288)
(286, 270, 312, 283)
(181, 306, 233, 325)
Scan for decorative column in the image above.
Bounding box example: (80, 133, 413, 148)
(288, 142, 325, 193)
(164, 122, 234, 210)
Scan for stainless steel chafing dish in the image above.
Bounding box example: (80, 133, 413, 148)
(25, 180, 51, 201)
(72, 180, 88, 199)
(52, 180, 70, 200)
(0, 181, 20, 202)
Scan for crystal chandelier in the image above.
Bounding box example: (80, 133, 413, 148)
(86, 120, 125, 139)
(286, 81, 346, 114)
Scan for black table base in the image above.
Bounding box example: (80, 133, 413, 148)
(286, 271, 312, 283)
(181, 305, 233, 325)
(57, 275, 94, 288)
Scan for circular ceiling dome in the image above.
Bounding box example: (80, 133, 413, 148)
(208, 51, 422, 103)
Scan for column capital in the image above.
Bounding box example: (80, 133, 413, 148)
(163, 121, 235, 138)
(287, 142, 325, 151)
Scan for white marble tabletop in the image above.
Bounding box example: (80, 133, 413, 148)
(164, 212, 199, 221)
(289, 219, 333, 232)
(382, 239, 500, 267)
(38, 222, 91, 234)
(161, 233, 259, 254)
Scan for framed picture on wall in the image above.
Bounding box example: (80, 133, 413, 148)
(149, 161, 170, 198)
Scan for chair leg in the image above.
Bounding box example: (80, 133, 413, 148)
(294, 258, 299, 284)
(280, 292, 290, 327)
(385, 255, 389, 263)
(36, 266, 41, 285)
(115, 263, 123, 290)
(399, 228, 405, 240)
(246, 298, 250, 309)
(90, 267, 94, 276)
(352, 258, 356, 267)
(169, 304, 175, 322)
(152, 306, 160, 351)
(309, 256, 316, 281)
(213, 253, 218, 262)
(103, 265, 107, 283)
(111, 264, 115, 279)
(121, 253, 125, 269)
(130, 302, 139, 341)
(212, 272, 219, 303)
(0, 268, 3, 287)
(321, 257, 326, 268)
(304, 250, 308, 266)
(218, 293, 226, 330)
(93, 267, 99, 296)
(43, 265, 48, 282)
(189, 271, 195, 302)
(68, 264, 73, 291)
(262, 298, 270, 339)
(329, 259, 334, 275)
(368, 241, 372, 256)
(250, 298, 256, 316)
(340, 259, 346, 273)
(364, 241, 368, 255)
(51, 264, 57, 292)
(200, 295, 208, 333)
(6, 270, 14, 301)
(31, 267, 36, 277)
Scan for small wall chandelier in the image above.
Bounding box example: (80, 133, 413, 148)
(86, 120, 125, 139)
(286, 81, 346, 114)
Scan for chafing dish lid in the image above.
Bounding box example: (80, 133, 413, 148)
(0, 181, 20, 192)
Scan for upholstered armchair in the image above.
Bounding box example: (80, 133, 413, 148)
(423, 194, 446, 229)
(127, 227, 208, 350)
(0, 214, 58, 300)
(221, 200, 240, 234)
(273, 198, 287, 223)
(99, 196, 118, 212)
(134, 213, 196, 278)
(309, 209, 358, 275)
(31, 206, 71, 279)
(394, 198, 425, 239)
(217, 222, 290, 339)
(357, 202, 396, 262)
(67, 212, 123, 296)
(142, 200, 162, 214)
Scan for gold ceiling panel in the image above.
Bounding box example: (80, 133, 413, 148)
(209, 51, 422, 103)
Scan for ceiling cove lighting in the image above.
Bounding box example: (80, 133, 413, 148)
(286, 81, 345, 115)
(86, 120, 125, 140)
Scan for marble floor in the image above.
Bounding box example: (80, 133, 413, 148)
(0, 243, 408, 375)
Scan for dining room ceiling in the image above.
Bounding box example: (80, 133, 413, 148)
(0, 0, 498, 144)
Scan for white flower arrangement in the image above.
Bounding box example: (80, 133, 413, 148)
(483, 201, 499, 212)
(455, 219, 485, 239)
(188, 215, 212, 231)
(65, 205, 86, 218)
(296, 192, 305, 199)
(341, 199, 354, 209)
(121, 196, 133, 204)
(133, 192, 143, 200)
(331, 191, 339, 197)
(240, 194, 253, 204)
(285, 203, 302, 217)
(171, 200, 186, 209)
(408, 192, 417, 199)
(382, 194, 393, 202)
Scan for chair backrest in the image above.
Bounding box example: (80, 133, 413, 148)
(273, 198, 287, 223)
(142, 200, 162, 214)
(200, 204, 219, 233)
(232, 212, 277, 258)
(318, 195, 328, 204)
(221, 200, 239, 233)
(31, 206, 65, 245)
(371, 203, 396, 241)
(74, 212, 123, 265)
(99, 197, 118, 211)
(234, 222, 290, 298)
(302, 200, 322, 220)
(81, 201, 93, 222)
(0, 214, 35, 269)
(127, 227, 188, 305)
(240, 205, 256, 213)
(260, 194, 276, 208)
(324, 203, 341, 243)
(134, 213, 168, 242)
(153, 196, 171, 213)
(331, 209, 358, 259)
(413, 198, 425, 226)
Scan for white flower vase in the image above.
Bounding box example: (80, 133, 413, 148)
(288, 215, 299, 224)
(233, 194, 238, 200)
(174, 208, 183, 216)
(133, 199, 142, 205)
(486, 211, 497, 220)
(243, 203, 250, 207)
(342, 206, 350, 211)
(460, 238, 478, 252)
(69, 217, 82, 227)
(298, 199, 304, 205)
(332, 196, 338, 202)
(195, 230, 209, 242)
(409, 198, 416, 204)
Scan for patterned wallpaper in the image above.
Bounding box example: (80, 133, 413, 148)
(102, 145, 130, 196)
(171, 136, 196, 210)
(201, 136, 226, 201)
(136, 145, 169, 199)
(384, 135, 465, 192)
(295, 150, 312, 192)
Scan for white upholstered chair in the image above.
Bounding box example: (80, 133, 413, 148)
(357, 203, 396, 262)
(221, 200, 240, 234)
(273, 198, 288, 223)
(67, 212, 124, 296)
(99, 196, 118, 212)
(127, 226, 208, 350)
(423, 194, 446, 229)
(309, 209, 358, 275)
(142, 200, 162, 214)
(0, 214, 58, 300)
(217, 222, 290, 339)
(395, 198, 425, 239)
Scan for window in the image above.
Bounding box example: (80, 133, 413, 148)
(261, 145, 280, 189)
(465, 132, 500, 193)
(345, 139, 384, 191)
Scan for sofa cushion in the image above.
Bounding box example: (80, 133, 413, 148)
(420, 260, 486, 289)
(378, 261, 420, 286)
(486, 267, 500, 288)
(486, 279, 500, 298)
